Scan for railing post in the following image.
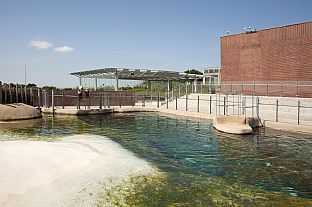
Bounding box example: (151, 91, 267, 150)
(252, 94, 254, 117)
(0, 81, 2, 104)
(38, 89, 41, 111)
(296, 82, 299, 97)
(230, 82, 232, 94)
(175, 95, 178, 110)
(157, 93, 160, 108)
(209, 95, 212, 114)
(185, 94, 188, 111)
(256, 96, 259, 117)
(197, 95, 199, 112)
(100, 93, 102, 109)
(166, 92, 168, 109)
(276, 99, 279, 122)
(297, 100, 300, 125)
(51, 89, 55, 114)
(61, 92, 64, 109)
(119, 92, 122, 108)
(266, 82, 268, 96)
(223, 96, 226, 115)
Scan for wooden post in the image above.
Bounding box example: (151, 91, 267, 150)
(0, 81, 2, 104)
(9, 84, 13, 103)
(20, 85, 24, 103)
(30, 88, 33, 106)
(4, 84, 7, 104)
(15, 84, 19, 103)
(24, 86, 28, 104)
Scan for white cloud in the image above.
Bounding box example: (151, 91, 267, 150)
(54, 46, 74, 53)
(28, 40, 53, 49)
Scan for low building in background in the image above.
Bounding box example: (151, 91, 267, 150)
(203, 67, 221, 86)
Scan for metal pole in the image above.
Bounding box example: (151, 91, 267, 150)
(119, 92, 122, 108)
(62, 92, 64, 109)
(197, 95, 199, 112)
(100, 93, 102, 109)
(24, 86, 27, 104)
(37, 89, 41, 110)
(51, 89, 54, 114)
(223, 96, 226, 115)
(186, 94, 188, 111)
(276, 99, 279, 122)
(256, 96, 259, 117)
(297, 100, 300, 125)
(175, 95, 178, 110)
(157, 93, 160, 108)
(266, 82, 269, 96)
(296, 82, 299, 97)
(252, 94, 254, 117)
(16, 84, 18, 103)
(166, 92, 168, 109)
(209, 95, 212, 114)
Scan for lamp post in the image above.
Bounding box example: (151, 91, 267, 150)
(19, 64, 26, 85)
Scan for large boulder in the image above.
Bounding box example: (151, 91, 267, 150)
(0, 103, 41, 121)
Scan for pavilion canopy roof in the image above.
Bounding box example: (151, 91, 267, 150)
(70, 68, 202, 81)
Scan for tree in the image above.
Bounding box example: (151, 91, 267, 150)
(184, 69, 203, 75)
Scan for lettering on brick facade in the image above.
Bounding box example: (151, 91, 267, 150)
(241, 44, 260, 50)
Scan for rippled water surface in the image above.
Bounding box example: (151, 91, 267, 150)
(0, 113, 311, 206)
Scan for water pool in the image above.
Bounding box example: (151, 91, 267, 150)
(0, 113, 311, 206)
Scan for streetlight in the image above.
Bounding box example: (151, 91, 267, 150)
(19, 64, 26, 85)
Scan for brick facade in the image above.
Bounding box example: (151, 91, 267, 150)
(221, 22, 312, 83)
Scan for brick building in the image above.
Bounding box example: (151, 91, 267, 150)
(220, 21, 312, 97)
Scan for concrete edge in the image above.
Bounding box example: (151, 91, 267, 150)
(264, 121, 312, 134)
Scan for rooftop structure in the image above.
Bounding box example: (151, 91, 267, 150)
(71, 68, 203, 91)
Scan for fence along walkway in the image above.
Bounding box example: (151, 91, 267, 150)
(162, 93, 312, 126)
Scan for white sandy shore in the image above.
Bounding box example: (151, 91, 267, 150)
(0, 135, 155, 207)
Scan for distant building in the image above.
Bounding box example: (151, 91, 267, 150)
(221, 21, 312, 83)
(203, 67, 221, 85)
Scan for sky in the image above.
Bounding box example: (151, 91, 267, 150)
(0, 0, 311, 88)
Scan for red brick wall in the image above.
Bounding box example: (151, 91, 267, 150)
(221, 22, 312, 83)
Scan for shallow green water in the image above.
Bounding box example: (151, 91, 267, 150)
(0, 113, 311, 206)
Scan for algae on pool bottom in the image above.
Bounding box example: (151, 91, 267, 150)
(0, 113, 311, 206)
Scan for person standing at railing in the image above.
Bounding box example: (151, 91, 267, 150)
(77, 86, 83, 109)
(85, 88, 90, 109)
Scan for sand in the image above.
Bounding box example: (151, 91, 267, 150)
(0, 135, 155, 207)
